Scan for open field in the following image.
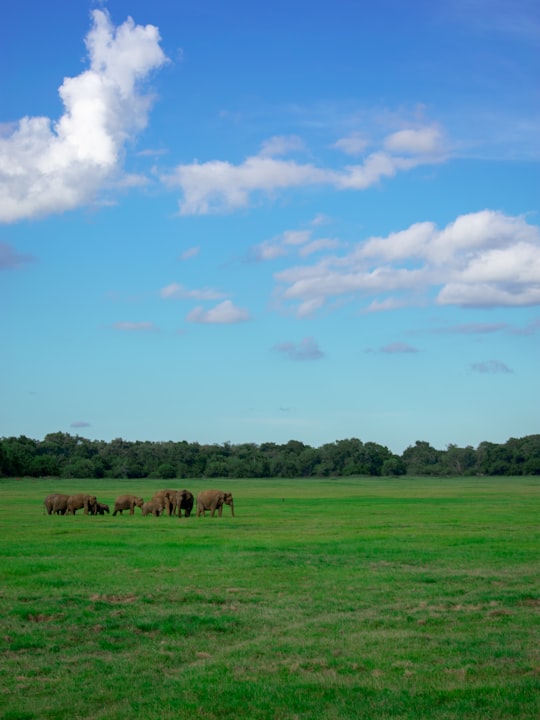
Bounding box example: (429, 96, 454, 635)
(0, 476, 539, 719)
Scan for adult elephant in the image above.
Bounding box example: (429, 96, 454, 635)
(51, 494, 71, 515)
(173, 489, 194, 517)
(113, 495, 144, 516)
(66, 494, 98, 515)
(44, 493, 60, 515)
(196, 489, 234, 518)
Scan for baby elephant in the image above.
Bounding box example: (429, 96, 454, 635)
(141, 499, 164, 517)
(113, 495, 144, 516)
(196, 489, 234, 518)
(94, 502, 110, 515)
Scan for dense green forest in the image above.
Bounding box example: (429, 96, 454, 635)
(1, 433, 539, 478)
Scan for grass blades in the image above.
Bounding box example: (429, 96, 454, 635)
(0, 476, 538, 719)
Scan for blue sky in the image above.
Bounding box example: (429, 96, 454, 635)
(1, 0, 538, 453)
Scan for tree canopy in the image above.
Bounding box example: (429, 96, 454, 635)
(0, 433, 538, 479)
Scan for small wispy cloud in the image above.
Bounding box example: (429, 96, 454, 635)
(381, 342, 419, 354)
(298, 238, 341, 257)
(160, 282, 226, 301)
(384, 126, 443, 154)
(70, 421, 91, 428)
(274, 336, 324, 361)
(178, 246, 200, 261)
(259, 135, 305, 157)
(136, 148, 168, 157)
(250, 240, 288, 262)
(113, 173, 149, 189)
(506, 318, 540, 336)
(112, 321, 159, 332)
(186, 300, 250, 324)
(311, 213, 331, 227)
(0, 242, 36, 270)
(250, 227, 340, 263)
(332, 132, 369, 156)
(430, 322, 509, 335)
(471, 360, 513, 374)
(429, 319, 540, 336)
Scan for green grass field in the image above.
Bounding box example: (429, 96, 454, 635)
(0, 476, 539, 719)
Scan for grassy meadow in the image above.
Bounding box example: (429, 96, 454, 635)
(0, 476, 539, 719)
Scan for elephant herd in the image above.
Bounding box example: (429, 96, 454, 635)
(43, 488, 235, 518)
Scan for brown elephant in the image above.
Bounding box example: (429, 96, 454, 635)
(66, 494, 98, 515)
(94, 502, 110, 515)
(50, 493, 71, 515)
(44, 493, 62, 515)
(113, 495, 144, 515)
(196, 489, 234, 518)
(151, 490, 177, 516)
(141, 499, 164, 517)
(172, 489, 194, 517)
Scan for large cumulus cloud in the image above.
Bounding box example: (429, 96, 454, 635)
(274, 210, 540, 313)
(0, 10, 167, 223)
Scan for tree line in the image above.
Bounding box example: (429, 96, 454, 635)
(1, 433, 539, 479)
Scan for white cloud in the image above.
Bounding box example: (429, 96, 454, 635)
(259, 135, 305, 157)
(160, 283, 226, 301)
(333, 132, 369, 156)
(437, 283, 540, 308)
(311, 213, 331, 226)
(364, 297, 412, 313)
(186, 300, 250, 324)
(165, 124, 446, 215)
(296, 298, 326, 317)
(251, 228, 311, 262)
(250, 227, 340, 263)
(298, 238, 341, 257)
(167, 155, 329, 215)
(282, 230, 311, 246)
(0, 10, 167, 223)
(274, 210, 540, 313)
(251, 240, 288, 262)
(384, 126, 443, 154)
